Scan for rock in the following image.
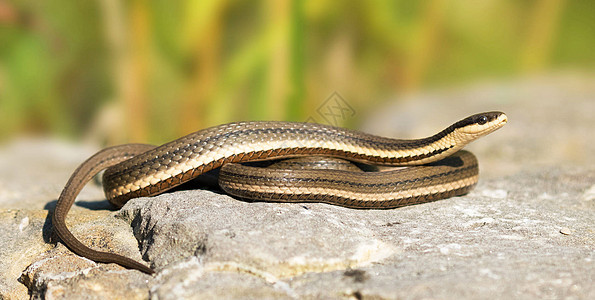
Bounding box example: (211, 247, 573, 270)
(114, 165, 593, 299)
(0, 74, 593, 299)
(22, 265, 150, 300)
(0, 210, 52, 298)
(560, 227, 572, 235)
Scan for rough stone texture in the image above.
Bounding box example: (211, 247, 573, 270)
(0, 73, 593, 299)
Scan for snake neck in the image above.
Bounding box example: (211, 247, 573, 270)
(358, 125, 465, 166)
(391, 112, 507, 165)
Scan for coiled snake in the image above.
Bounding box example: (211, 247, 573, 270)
(52, 111, 507, 274)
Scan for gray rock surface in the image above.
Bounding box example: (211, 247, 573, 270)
(0, 73, 593, 299)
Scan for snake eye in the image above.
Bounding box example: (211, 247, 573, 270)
(477, 115, 488, 125)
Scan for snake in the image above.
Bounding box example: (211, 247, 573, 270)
(52, 111, 507, 274)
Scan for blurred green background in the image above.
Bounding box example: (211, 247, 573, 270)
(0, 0, 593, 144)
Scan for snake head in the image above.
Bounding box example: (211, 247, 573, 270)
(455, 111, 508, 138)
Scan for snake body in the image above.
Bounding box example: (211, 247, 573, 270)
(52, 111, 507, 274)
(219, 150, 479, 209)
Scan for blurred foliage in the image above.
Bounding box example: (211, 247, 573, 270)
(0, 0, 593, 144)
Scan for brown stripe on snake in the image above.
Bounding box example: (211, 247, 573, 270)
(52, 111, 507, 275)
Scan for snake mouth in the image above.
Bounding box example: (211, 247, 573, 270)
(486, 112, 507, 134)
(491, 113, 508, 133)
(497, 113, 508, 126)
